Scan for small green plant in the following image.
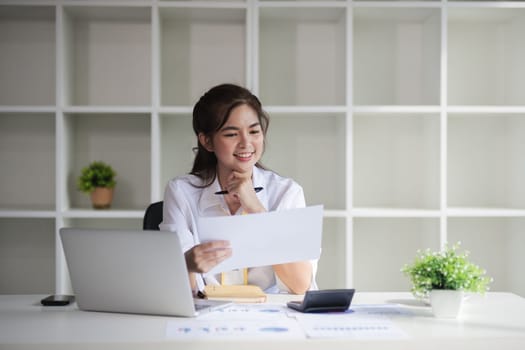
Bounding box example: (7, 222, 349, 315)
(77, 161, 116, 193)
(401, 242, 492, 299)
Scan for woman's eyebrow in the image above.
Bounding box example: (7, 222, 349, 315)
(220, 122, 260, 131)
(220, 126, 239, 132)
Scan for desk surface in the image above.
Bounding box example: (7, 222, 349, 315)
(1, 292, 524, 350)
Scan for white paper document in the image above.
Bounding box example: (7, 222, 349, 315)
(166, 319, 305, 339)
(165, 303, 410, 340)
(166, 304, 304, 339)
(294, 308, 409, 339)
(197, 205, 323, 274)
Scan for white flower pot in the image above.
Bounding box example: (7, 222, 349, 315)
(430, 289, 464, 318)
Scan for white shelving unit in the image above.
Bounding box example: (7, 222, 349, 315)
(1, 0, 524, 297)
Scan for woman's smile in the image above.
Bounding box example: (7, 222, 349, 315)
(234, 151, 255, 161)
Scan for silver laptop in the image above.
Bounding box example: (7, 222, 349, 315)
(60, 228, 231, 317)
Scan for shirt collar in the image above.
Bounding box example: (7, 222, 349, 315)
(198, 166, 269, 215)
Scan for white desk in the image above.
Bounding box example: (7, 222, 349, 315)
(1, 292, 524, 350)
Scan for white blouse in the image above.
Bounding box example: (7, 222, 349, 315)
(159, 166, 318, 293)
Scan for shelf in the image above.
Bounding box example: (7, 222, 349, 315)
(353, 217, 440, 292)
(61, 6, 152, 106)
(2, 1, 525, 296)
(62, 106, 152, 113)
(448, 8, 525, 105)
(62, 113, 151, 210)
(448, 114, 525, 208)
(447, 106, 525, 114)
(0, 106, 56, 113)
(62, 209, 145, 218)
(352, 208, 441, 217)
(264, 113, 347, 210)
(354, 1, 441, 6)
(159, 7, 246, 106)
(353, 113, 440, 209)
(0, 113, 55, 210)
(447, 208, 525, 217)
(258, 7, 346, 105)
(353, 7, 440, 105)
(448, 217, 525, 295)
(0, 5, 56, 106)
(265, 106, 347, 113)
(353, 105, 440, 113)
(0, 210, 56, 218)
(323, 210, 348, 218)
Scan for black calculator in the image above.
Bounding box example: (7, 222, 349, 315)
(286, 289, 355, 313)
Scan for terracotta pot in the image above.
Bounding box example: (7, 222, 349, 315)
(90, 187, 114, 209)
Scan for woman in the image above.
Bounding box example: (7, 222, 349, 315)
(160, 83, 317, 294)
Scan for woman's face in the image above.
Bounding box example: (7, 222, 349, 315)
(201, 104, 264, 175)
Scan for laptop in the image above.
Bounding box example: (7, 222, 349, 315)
(59, 228, 231, 317)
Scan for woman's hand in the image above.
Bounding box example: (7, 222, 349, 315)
(224, 170, 265, 213)
(184, 240, 232, 273)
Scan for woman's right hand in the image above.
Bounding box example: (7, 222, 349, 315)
(184, 240, 232, 273)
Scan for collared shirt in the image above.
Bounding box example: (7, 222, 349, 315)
(159, 166, 318, 293)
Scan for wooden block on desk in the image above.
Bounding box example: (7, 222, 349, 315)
(204, 285, 267, 303)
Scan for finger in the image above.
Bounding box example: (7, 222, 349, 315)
(199, 240, 230, 251)
(195, 248, 232, 273)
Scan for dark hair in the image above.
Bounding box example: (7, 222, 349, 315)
(190, 83, 269, 186)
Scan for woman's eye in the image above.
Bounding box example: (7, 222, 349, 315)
(250, 129, 260, 135)
(224, 133, 237, 137)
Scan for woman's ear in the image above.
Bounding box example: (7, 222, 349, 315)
(198, 133, 213, 152)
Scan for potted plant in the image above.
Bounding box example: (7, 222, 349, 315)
(77, 161, 116, 209)
(401, 242, 492, 318)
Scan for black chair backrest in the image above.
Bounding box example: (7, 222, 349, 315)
(143, 201, 163, 230)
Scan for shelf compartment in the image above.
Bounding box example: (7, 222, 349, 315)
(317, 217, 347, 289)
(353, 113, 440, 209)
(159, 7, 246, 106)
(62, 113, 151, 211)
(159, 114, 197, 194)
(0, 113, 55, 211)
(448, 217, 525, 297)
(448, 8, 525, 106)
(353, 7, 440, 105)
(353, 217, 440, 291)
(0, 6, 56, 106)
(0, 218, 55, 294)
(264, 113, 346, 210)
(61, 6, 151, 106)
(259, 7, 346, 106)
(448, 114, 525, 209)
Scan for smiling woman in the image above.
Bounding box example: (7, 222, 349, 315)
(200, 104, 265, 213)
(159, 83, 318, 295)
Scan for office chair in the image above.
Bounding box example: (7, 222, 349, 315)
(143, 201, 163, 230)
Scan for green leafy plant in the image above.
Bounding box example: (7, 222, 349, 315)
(401, 242, 492, 299)
(77, 161, 116, 193)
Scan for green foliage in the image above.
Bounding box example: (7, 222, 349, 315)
(401, 243, 492, 299)
(77, 161, 116, 193)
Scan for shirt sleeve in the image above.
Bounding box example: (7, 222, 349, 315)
(159, 179, 196, 253)
(274, 179, 306, 211)
(159, 179, 207, 291)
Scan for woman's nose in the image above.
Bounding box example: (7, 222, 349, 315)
(238, 132, 249, 147)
